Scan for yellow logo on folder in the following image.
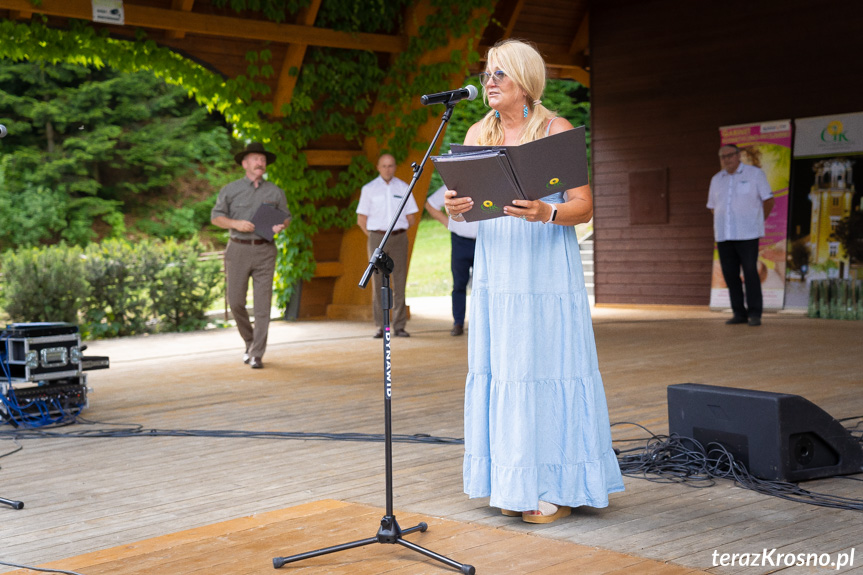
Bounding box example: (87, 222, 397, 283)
(546, 177, 565, 189)
(481, 200, 501, 214)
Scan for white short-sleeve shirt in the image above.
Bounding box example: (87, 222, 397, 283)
(357, 175, 418, 231)
(426, 186, 479, 239)
(707, 163, 773, 242)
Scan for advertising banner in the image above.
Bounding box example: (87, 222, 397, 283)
(785, 112, 863, 309)
(709, 120, 792, 310)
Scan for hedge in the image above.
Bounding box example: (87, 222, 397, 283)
(0, 237, 223, 338)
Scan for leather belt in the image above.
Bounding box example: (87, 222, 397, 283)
(231, 238, 271, 245)
(370, 229, 406, 235)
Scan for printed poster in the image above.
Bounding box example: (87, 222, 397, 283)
(709, 120, 792, 310)
(785, 112, 863, 309)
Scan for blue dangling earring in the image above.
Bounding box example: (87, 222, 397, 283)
(495, 110, 500, 119)
(523, 104, 529, 118)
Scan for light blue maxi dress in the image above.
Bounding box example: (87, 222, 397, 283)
(463, 190, 625, 512)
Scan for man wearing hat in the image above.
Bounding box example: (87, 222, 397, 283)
(211, 142, 291, 369)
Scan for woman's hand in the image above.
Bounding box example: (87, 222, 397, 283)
(504, 199, 553, 223)
(444, 189, 473, 220)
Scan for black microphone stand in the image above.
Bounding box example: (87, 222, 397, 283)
(272, 101, 474, 574)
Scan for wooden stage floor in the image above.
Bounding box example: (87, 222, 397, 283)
(2, 500, 711, 574)
(1, 298, 861, 574)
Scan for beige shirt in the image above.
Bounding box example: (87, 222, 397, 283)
(211, 176, 289, 241)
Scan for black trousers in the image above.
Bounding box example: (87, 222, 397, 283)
(717, 239, 762, 319)
(450, 233, 476, 326)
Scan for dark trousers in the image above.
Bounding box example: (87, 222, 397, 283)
(451, 233, 476, 326)
(717, 239, 762, 319)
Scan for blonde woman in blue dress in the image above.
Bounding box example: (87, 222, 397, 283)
(445, 39, 624, 523)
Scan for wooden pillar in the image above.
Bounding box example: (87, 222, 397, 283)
(326, 1, 490, 320)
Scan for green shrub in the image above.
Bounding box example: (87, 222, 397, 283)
(81, 238, 162, 338)
(2, 238, 226, 337)
(0, 243, 89, 324)
(150, 237, 222, 332)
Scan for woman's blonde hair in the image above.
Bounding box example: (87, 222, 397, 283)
(477, 39, 556, 146)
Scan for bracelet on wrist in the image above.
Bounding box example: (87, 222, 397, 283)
(543, 203, 558, 224)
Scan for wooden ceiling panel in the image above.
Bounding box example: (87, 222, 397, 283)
(510, 0, 588, 48)
(475, 0, 590, 84)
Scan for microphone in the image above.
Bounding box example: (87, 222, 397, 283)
(0, 125, 6, 138)
(421, 85, 478, 106)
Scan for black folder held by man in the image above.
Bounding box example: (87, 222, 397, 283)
(430, 126, 588, 222)
(251, 203, 291, 240)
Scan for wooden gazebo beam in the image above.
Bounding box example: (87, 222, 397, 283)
(165, 0, 195, 40)
(0, 0, 408, 53)
(502, 0, 526, 39)
(272, 0, 323, 116)
(569, 12, 589, 56)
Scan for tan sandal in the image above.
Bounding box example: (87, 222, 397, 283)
(500, 508, 521, 517)
(522, 501, 571, 524)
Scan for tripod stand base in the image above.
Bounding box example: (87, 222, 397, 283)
(273, 514, 475, 574)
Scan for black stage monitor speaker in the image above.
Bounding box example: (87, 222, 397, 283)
(667, 383, 863, 482)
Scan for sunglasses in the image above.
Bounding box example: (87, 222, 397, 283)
(479, 70, 507, 85)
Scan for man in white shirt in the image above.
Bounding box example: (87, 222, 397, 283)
(425, 185, 478, 336)
(707, 144, 775, 326)
(357, 154, 419, 338)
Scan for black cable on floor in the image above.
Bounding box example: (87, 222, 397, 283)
(0, 416, 464, 445)
(612, 421, 863, 511)
(0, 560, 88, 575)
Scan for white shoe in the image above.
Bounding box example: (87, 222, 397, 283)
(242, 352, 251, 364)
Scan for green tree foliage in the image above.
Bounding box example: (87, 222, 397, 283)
(0, 3, 492, 312)
(832, 210, 863, 264)
(316, 0, 408, 32)
(0, 60, 236, 249)
(210, 0, 310, 23)
(788, 237, 811, 281)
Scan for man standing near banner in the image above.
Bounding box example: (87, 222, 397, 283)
(708, 144, 775, 326)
